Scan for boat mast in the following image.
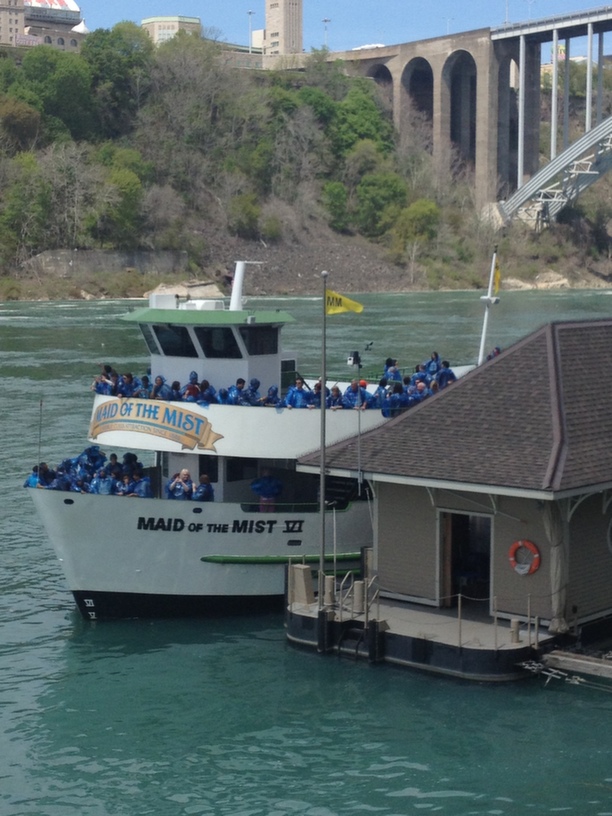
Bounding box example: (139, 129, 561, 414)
(229, 260, 262, 311)
(477, 247, 500, 365)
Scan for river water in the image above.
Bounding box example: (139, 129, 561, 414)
(2, 290, 612, 815)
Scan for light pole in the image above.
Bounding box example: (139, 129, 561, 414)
(322, 17, 331, 48)
(247, 9, 254, 54)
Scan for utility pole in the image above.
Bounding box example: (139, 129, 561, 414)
(322, 17, 331, 48)
(247, 9, 255, 54)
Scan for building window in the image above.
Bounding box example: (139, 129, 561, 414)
(70, 39, 77, 46)
(44, 35, 51, 43)
(57, 37, 64, 45)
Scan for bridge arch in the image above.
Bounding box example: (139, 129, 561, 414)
(365, 62, 393, 108)
(443, 49, 477, 166)
(496, 53, 520, 196)
(401, 57, 434, 121)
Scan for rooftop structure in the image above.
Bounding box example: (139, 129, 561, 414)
(141, 16, 201, 45)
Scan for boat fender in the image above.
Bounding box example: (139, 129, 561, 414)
(508, 540, 540, 575)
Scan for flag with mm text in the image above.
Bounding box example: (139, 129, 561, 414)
(325, 289, 364, 315)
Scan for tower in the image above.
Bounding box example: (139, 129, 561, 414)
(265, 0, 302, 55)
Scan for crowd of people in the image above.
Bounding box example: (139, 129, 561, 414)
(23, 447, 152, 497)
(22, 446, 215, 501)
(89, 351, 461, 418)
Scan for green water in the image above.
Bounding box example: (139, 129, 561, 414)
(2, 291, 612, 815)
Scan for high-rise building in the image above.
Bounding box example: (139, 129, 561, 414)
(264, 0, 302, 55)
(0, 0, 25, 47)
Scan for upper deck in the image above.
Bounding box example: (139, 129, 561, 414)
(121, 276, 298, 394)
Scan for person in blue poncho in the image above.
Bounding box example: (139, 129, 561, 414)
(282, 378, 312, 408)
(167, 468, 193, 500)
(23, 466, 39, 488)
(115, 474, 131, 496)
(382, 382, 410, 417)
(152, 375, 172, 400)
(436, 360, 457, 390)
(227, 379, 246, 405)
(309, 381, 330, 409)
(250, 469, 282, 512)
(125, 470, 152, 498)
(134, 375, 153, 399)
(329, 385, 344, 409)
(241, 378, 262, 406)
(36, 462, 56, 487)
(181, 371, 200, 401)
(425, 351, 441, 377)
(117, 372, 140, 398)
(262, 385, 280, 406)
(342, 379, 369, 410)
(197, 380, 217, 405)
(192, 474, 214, 502)
(383, 358, 402, 381)
(90, 469, 115, 495)
(370, 378, 389, 410)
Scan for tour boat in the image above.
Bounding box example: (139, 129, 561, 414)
(30, 263, 388, 620)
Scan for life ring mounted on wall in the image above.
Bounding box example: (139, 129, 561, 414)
(508, 540, 541, 576)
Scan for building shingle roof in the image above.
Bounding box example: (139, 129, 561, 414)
(300, 319, 612, 497)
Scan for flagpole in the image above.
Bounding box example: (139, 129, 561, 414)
(319, 271, 328, 609)
(477, 246, 499, 365)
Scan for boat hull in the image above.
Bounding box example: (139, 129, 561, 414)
(31, 489, 368, 620)
(71, 589, 283, 620)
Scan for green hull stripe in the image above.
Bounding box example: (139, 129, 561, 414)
(200, 552, 360, 565)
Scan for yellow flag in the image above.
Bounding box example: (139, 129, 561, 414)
(493, 259, 501, 295)
(325, 288, 364, 315)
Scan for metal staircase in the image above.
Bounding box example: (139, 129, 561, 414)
(498, 113, 612, 230)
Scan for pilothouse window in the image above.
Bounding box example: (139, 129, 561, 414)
(152, 325, 198, 357)
(139, 324, 160, 354)
(193, 327, 242, 359)
(238, 326, 278, 355)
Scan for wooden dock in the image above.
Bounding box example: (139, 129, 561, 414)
(543, 650, 612, 680)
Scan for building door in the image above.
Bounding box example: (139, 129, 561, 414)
(440, 512, 491, 607)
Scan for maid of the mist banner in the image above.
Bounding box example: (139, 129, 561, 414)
(89, 399, 224, 451)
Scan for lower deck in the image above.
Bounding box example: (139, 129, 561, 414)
(286, 591, 560, 682)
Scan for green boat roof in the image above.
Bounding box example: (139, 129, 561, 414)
(121, 307, 296, 327)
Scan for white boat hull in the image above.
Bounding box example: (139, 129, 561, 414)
(31, 489, 371, 619)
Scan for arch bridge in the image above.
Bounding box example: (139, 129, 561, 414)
(332, 6, 612, 223)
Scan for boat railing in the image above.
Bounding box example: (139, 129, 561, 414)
(330, 579, 543, 651)
(238, 500, 357, 513)
(337, 571, 355, 623)
(239, 501, 320, 513)
(455, 593, 542, 651)
(333, 572, 379, 625)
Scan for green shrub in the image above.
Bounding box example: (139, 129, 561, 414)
(260, 216, 282, 242)
(228, 193, 260, 239)
(322, 181, 349, 232)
